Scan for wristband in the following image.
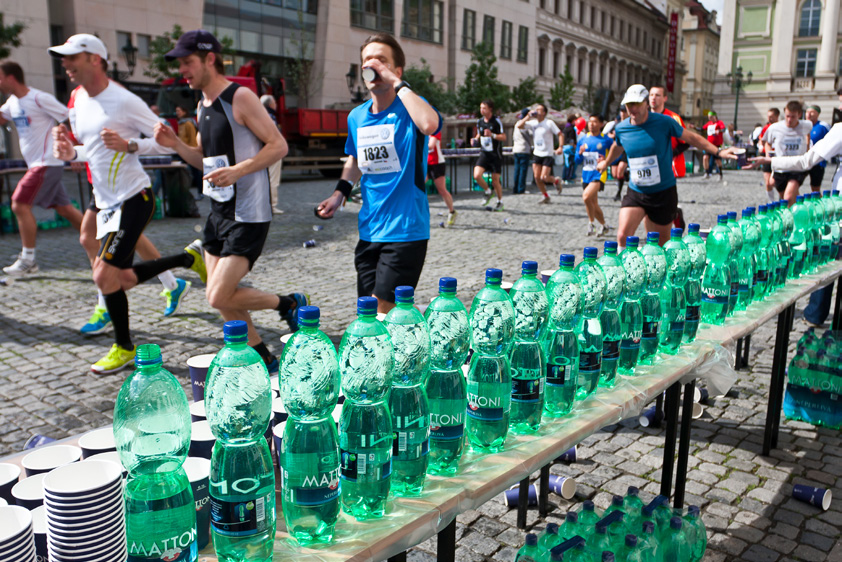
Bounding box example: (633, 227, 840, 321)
(396, 86, 413, 101)
(335, 179, 353, 198)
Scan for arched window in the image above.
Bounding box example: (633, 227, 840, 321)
(799, 0, 821, 37)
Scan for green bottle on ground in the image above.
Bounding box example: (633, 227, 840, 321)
(516, 533, 548, 562)
(683, 505, 707, 562)
(538, 522, 562, 551)
(661, 517, 691, 562)
(559, 511, 580, 540)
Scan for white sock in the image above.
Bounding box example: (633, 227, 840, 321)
(766, 190, 776, 203)
(497, 199, 502, 204)
(158, 271, 178, 291)
(21, 247, 35, 261)
(97, 289, 106, 308)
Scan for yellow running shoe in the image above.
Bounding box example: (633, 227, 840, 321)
(185, 239, 207, 283)
(91, 344, 136, 374)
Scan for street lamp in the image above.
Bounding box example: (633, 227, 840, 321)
(346, 64, 366, 103)
(111, 36, 138, 83)
(726, 65, 753, 131)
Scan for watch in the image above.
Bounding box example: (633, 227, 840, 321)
(127, 140, 138, 154)
(394, 81, 411, 95)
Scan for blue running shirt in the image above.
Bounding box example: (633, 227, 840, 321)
(346, 97, 441, 242)
(811, 121, 831, 168)
(614, 112, 685, 194)
(575, 134, 613, 184)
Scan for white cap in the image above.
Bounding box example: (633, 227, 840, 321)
(621, 84, 649, 106)
(49, 34, 108, 61)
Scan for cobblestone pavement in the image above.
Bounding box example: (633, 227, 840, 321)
(1, 165, 841, 560)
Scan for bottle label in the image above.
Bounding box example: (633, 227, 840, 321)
(210, 493, 271, 537)
(756, 269, 768, 283)
(751, 272, 757, 287)
(429, 411, 464, 440)
(738, 283, 749, 295)
(466, 392, 506, 421)
(281, 468, 341, 507)
(393, 431, 430, 460)
(127, 529, 197, 562)
(602, 340, 620, 360)
(340, 449, 391, 482)
(578, 351, 601, 373)
(669, 320, 685, 333)
(642, 321, 659, 340)
(620, 337, 640, 351)
(511, 377, 543, 402)
(701, 291, 729, 304)
(730, 282, 738, 299)
(545, 363, 571, 386)
(685, 305, 700, 323)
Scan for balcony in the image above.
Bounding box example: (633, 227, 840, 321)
(792, 77, 815, 91)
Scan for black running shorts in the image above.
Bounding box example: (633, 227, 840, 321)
(203, 213, 271, 270)
(98, 188, 155, 268)
(809, 165, 825, 189)
(428, 163, 446, 180)
(354, 239, 428, 303)
(475, 152, 502, 174)
(621, 185, 679, 226)
(533, 155, 556, 168)
(772, 171, 807, 194)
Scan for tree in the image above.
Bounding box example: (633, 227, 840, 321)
(509, 76, 543, 110)
(0, 13, 25, 59)
(144, 24, 233, 82)
(285, 8, 324, 108)
(457, 42, 510, 115)
(403, 58, 458, 115)
(549, 65, 575, 110)
(582, 80, 600, 115)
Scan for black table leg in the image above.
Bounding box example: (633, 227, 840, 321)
(655, 393, 665, 425)
(539, 464, 550, 516)
(388, 553, 407, 562)
(659, 382, 682, 498)
(673, 379, 696, 509)
(771, 304, 796, 449)
(743, 334, 751, 368)
(735, 338, 744, 370)
(763, 303, 794, 456)
(517, 477, 530, 529)
(832, 277, 842, 331)
(437, 519, 457, 562)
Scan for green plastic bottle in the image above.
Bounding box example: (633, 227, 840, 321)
(616, 535, 644, 562)
(639, 232, 666, 364)
(559, 511, 581, 540)
(683, 224, 706, 342)
(577, 499, 602, 535)
(638, 521, 660, 559)
(683, 505, 707, 562)
(542, 255, 581, 417)
(619, 237, 645, 373)
(661, 517, 691, 562)
(575, 247, 606, 399)
(516, 533, 548, 562)
(622, 486, 644, 533)
(701, 215, 732, 325)
(598, 241, 625, 388)
(725, 211, 743, 314)
(538, 522, 562, 551)
(659, 228, 690, 354)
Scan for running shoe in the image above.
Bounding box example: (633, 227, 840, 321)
(554, 177, 562, 194)
(91, 344, 136, 374)
(80, 305, 112, 335)
(598, 223, 611, 236)
(587, 223, 596, 236)
(281, 293, 310, 332)
(482, 191, 494, 205)
(539, 196, 551, 205)
(674, 206, 686, 230)
(494, 202, 504, 212)
(184, 239, 207, 283)
(265, 356, 280, 375)
(3, 257, 38, 276)
(703, 173, 711, 180)
(161, 278, 191, 317)
(446, 210, 457, 226)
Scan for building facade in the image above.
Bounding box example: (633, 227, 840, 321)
(681, 0, 720, 125)
(715, 0, 842, 129)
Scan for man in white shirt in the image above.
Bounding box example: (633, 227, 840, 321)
(0, 61, 83, 276)
(764, 100, 813, 206)
(49, 34, 206, 374)
(516, 104, 563, 204)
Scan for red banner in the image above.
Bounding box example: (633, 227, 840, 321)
(667, 11, 678, 93)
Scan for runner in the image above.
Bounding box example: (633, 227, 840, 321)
(575, 113, 612, 236)
(472, 100, 505, 211)
(315, 33, 441, 314)
(763, 100, 813, 206)
(49, 33, 206, 374)
(609, 106, 630, 201)
(0, 61, 83, 276)
(702, 110, 725, 180)
(596, 85, 737, 246)
(155, 29, 308, 371)
(759, 108, 780, 202)
(428, 129, 456, 225)
(516, 104, 563, 204)
(805, 104, 830, 193)
(648, 85, 688, 178)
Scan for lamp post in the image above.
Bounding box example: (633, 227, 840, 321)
(111, 36, 138, 83)
(726, 65, 753, 131)
(346, 64, 366, 103)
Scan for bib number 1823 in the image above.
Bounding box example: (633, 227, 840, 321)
(364, 146, 390, 160)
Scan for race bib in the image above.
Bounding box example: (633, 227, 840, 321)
(96, 205, 122, 240)
(480, 135, 493, 151)
(583, 151, 599, 171)
(357, 124, 401, 174)
(781, 137, 803, 156)
(628, 155, 661, 187)
(534, 132, 546, 150)
(203, 155, 235, 202)
(707, 124, 717, 136)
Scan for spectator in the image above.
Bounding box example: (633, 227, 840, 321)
(511, 107, 533, 194)
(260, 94, 284, 215)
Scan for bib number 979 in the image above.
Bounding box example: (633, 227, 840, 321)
(364, 146, 389, 161)
(637, 169, 652, 178)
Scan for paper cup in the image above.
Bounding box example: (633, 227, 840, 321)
(0, 505, 32, 545)
(190, 400, 206, 423)
(503, 483, 538, 507)
(697, 387, 710, 404)
(272, 423, 286, 462)
(42, 460, 122, 498)
(22, 445, 82, 477)
(639, 405, 665, 428)
(279, 333, 293, 355)
(24, 435, 56, 450)
(692, 402, 704, 419)
(78, 428, 116, 459)
(732, 147, 747, 167)
(184, 457, 211, 550)
(0, 464, 21, 505)
(541, 270, 555, 284)
(30, 505, 47, 561)
(792, 484, 832, 510)
(272, 397, 288, 426)
(270, 376, 280, 397)
(187, 354, 215, 402)
(376, 312, 387, 322)
(501, 281, 513, 293)
(548, 475, 577, 500)
(0, 498, 6, 507)
(11, 474, 47, 510)
(189, 421, 215, 460)
(555, 446, 576, 463)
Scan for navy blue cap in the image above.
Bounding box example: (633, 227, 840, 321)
(670, 516, 683, 530)
(824, 190, 832, 196)
(165, 29, 222, 61)
(671, 227, 683, 237)
(522, 260, 538, 274)
(742, 208, 752, 218)
(602, 553, 615, 562)
(357, 296, 378, 314)
(612, 495, 624, 506)
(439, 277, 457, 291)
(717, 214, 728, 223)
(604, 241, 618, 252)
(559, 254, 575, 266)
(688, 505, 701, 517)
(626, 235, 639, 246)
(525, 533, 537, 546)
(727, 211, 737, 219)
(223, 320, 248, 337)
(746, 206, 756, 213)
(688, 223, 700, 232)
(797, 195, 805, 203)
(583, 247, 598, 259)
(485, 268, 503, 284)
(297, 305, 319, 324)
(833, 190, 839, 195)
(628, 486, 639, 496)
(395, 285, 414, 302)
(583, 500, 595, 511)
(565, 511, 578, 523)
(625, 535, 637, 547)
(642, 521, 655, 534)
(647, 231, 659, 241)
(758, 205, 767, 212)
(545, 522, 559, 534)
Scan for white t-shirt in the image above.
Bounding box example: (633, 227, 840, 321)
(69, 82, 167, 209)
(526, 118, 561, 157)
(0, 87, 68, 168)
(765, 120, 812, 171)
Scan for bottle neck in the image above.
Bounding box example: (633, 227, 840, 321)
(224, 336, 248, 347)
(439, 289, 457, 298)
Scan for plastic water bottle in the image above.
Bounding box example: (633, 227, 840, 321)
(385, 286, 430, 496)
(509, 261, 549, 433)
(278, 306, 340, 544)
(114, 344, 197, 562)
(772, 202, 793, 285)
(205, 321, 275, 561)
(765, 203, 783, 289)
(575, 247, 606, 398)
(598, 241, 624, 388)
(538, 522, 562, 551)
(516, 533, 547, 562)
(622, 486, 644, 533)
(661, 517, 691, 562)
(619, 237, 645, 374)
(424, 278, 469, 475)
(577, 499, 602, 530)
(683, 505, 707, 562)
(823, 190, 840, 259)
(543, 254, 581, 417)
(559, 511, 580, 540)
(737, 210, 759, 309)
(789, 196, 810, 278)
(683, 224, 706, 342)
(338, 297, 394, 520)
(467, 268, 514, 452)
(640, 232, 666, 364)
(753, 205, 772, 298)
(778, 200, 796, 276)
(659, 228, 689, 354)
(725, 211, 742, 315)
(604, 494, 625, 518)
(818, 192, 835, 264)
(617, 535, 644, 562)
(638, 520, 660, 559)
(701, 215, 732, 325)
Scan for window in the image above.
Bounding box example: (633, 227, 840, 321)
(578, 58, 584, 82)
(402, 0, 443, 43)
(636, 27, 641, 47)
(517, 25, 528, 62)
(799, 0, 821, 37)
(590, 6, 596, 26)
(837, 48, 842, 75)
(554, 0, 559, 15)
(351, 0, 394, 32)
(579, 0, 585, 23)
(501, 21, 513, 59)
(588, 60, 594, 83)
(462, 9, 476, 50)
(619, 21, 624, 40)
(796, 48, 817, 77)
(610, 16, 614, 36)
(553, 51, 559, 77)
(483, 15, 495, 47)
(539, 47, 546, 76)
(540, 0, 545, 9)
(136, 34, 151, 58)
(116, 31, 131, 51)
(601, 11, 605, 32)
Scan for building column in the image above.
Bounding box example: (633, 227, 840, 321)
(768, 0, 797, 92)
(816, 0, 840, 90)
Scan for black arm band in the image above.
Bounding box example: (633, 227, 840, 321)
(335, 179, 353, 198)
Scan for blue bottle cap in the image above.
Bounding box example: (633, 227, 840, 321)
(746, 206, 756, 213)
(439, 277, 457, 291)
(583, 500, 595, 511)
(769, 201, 778, 209)
(642, 521, 655, 534)
(560, 254, 575, 266)
(717, 214, 728, 223)
(522, 260, 538, 274)
(670, 516, 683, 530)
(566, 511, 578, 523)
(742, 208, 752, 218)
(670, 227, 683, 237)
(612, 495, 624, 506)
(297, 305, 320, 324)
(525, 533, 538, 546)
(625, 534, 638, 547)
(395, 285, 414, 302)
(545, 522, 559, 535)
(628, 486, 639, 496)
(223, 320, 248, 337)
(758, 205, 767, 213)
(688, 505, 701, 517)
(485, 268, 503, 284)
(688, 223, 700, 232)
(626, 235, 639, 247)
(357, 296, 378, 314)
(824, 190, 832, 197)
(646, 231, 659, 242)
(727, 211, 737, 219)
(602, 553, 615, 562)
(604, 241, 618, 252)
(796, 195, 805, 203)
(583, 247, 598, 259)
(833, 190, 839, 196)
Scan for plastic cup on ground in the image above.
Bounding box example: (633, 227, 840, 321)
(555, 446, 577, 463)
(503, 484, 538, 507)
(792, 484, 832, 510)
(186, 354, 215, 402)
(78, 428, 116, 459)
(22, 445, 82, 477)
(11, 474, 47, 510)
(190, 400, 206, 422)
(548, 475, 577, 500)
(0, 464, 21, 504)
(188, 420, 215, 460)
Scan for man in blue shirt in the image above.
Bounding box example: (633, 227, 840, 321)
(316, 33, 442, 313)
(575, 113, 613, 236)
(597, 85, 737, 246)
(806, 104, 830, 193)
